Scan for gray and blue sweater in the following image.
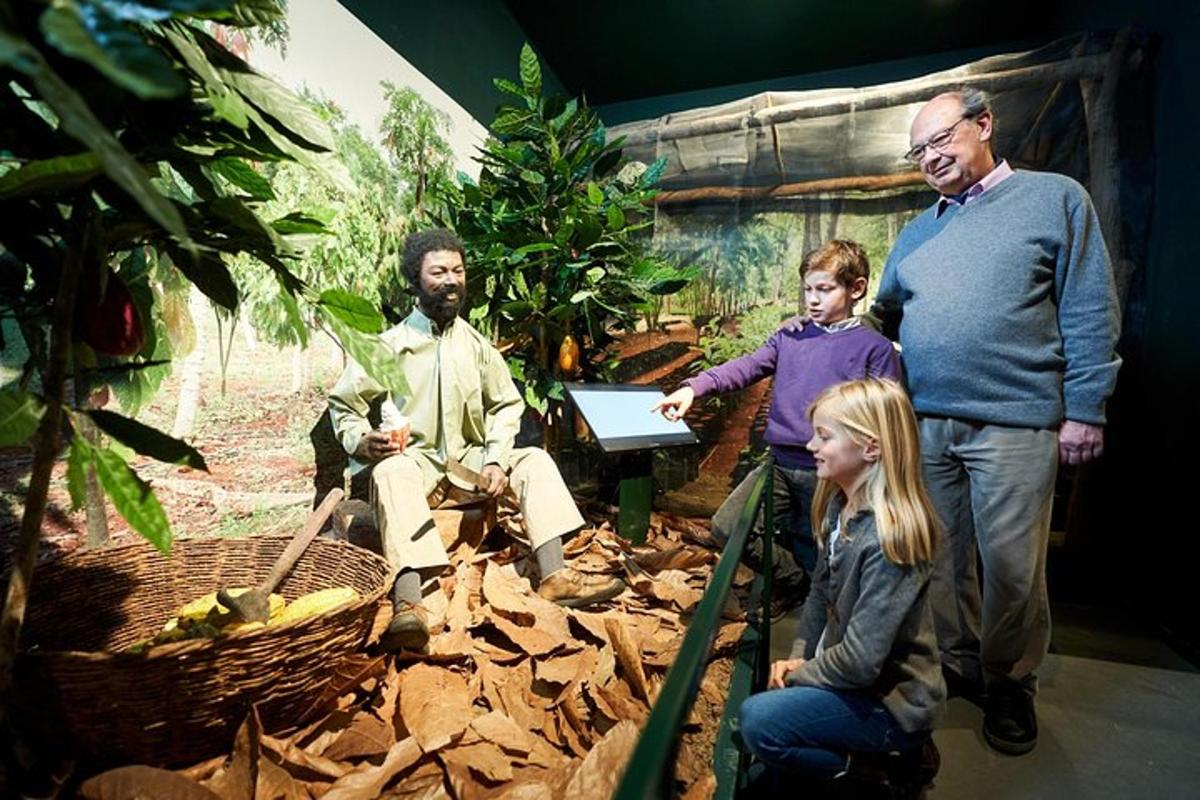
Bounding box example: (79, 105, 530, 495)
(874, 169, 1122, 428)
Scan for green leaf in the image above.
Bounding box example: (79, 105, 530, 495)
(231, 70, 335, 151)
(206, 84, 250, 128)
(549, 98, 578, 133)
(586, 182, 603, 205)
(88, 409, 208, 470)
(468, 302, 489, 325)
(108, 437, 137, 463)
(40, 2, 188, 100)
(575, 215, 602, 248)
(506, 357, 526, 383)
(207, 196, 284, 247)
(66, 435, 89, 512)
(106, 314, 174, 416)
(569, 290, 594, 304)
(169, 247, 238, 310)
(0, 389, 44, 446)
(512, 270, 530, 300)
(499, 300, 534, 319)
(0, 152, 102, 198)
(493, 77, 524, 99)
(206, 156, 274, 200)
(518, 169, 545, 185)
(492, 109, 536, 137)
(524, 382, 547, 415)
(586, 266, 606, 283)
(319, 289, 384, 334)
(271, 211, 330, 235)
(92, 445, 172, 554)
(518, 43, 542, 101)
(606, 204, 626, 230)
(649, 278, 691, 295)
(510, 242, 557, 260)
(277, 274, 308, 348)
(225, 0, 285, 28)
(0, 29, 194, 251)
(321, 311, 410, 400)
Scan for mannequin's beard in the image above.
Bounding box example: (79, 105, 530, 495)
(417, 283, 464, 325)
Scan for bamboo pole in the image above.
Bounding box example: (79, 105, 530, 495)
(654, 171, 926, 206)
(624, 53, 1111, 147)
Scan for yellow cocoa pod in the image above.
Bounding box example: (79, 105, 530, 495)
(176, 591, 223, 622)
(273, 587, 359, 625)
(558, 334, 580, 375)
(177, 588, 285, 623)
(223, 620, 266, 635)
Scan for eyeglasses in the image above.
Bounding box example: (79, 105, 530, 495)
(903, 115, 974, 164)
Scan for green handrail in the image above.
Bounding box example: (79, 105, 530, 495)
(613, 463, 773, 800)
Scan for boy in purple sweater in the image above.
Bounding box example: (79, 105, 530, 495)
(653, 241, 900, 607)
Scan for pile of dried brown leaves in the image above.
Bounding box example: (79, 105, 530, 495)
(78, 510, 752, 800)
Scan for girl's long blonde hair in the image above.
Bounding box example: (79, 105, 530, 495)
(808, 378, 939, 566)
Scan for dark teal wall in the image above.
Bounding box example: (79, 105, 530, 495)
(336, 0, 566, 124)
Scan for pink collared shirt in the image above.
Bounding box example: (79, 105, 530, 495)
(935, 159, 1014, 217)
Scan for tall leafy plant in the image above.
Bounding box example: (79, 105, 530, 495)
(441, 44, 694, 418)
(0, 0, 407, 700)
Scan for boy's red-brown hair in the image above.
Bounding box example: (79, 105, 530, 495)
(799, 239, 870, 288)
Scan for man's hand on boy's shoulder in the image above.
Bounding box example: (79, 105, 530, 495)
(779, 314, 809, 333)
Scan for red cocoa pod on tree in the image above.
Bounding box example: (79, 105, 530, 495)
(81, 269, 144, 356)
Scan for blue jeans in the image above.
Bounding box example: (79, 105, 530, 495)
(712, 461, 818, 593)
(739, 686, 929, 780)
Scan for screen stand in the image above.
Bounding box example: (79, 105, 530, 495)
(617, 450, 653, 544)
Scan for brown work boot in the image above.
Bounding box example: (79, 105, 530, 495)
(379, 601, 430, 653)
(537, 567, 625, 609)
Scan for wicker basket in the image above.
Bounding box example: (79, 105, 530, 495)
(16, 535, 392, 767)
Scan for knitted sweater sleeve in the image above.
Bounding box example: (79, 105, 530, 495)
(1056, 187, 1122, 424)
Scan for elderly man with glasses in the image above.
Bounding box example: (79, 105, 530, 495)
(872, 89, 1122, 756)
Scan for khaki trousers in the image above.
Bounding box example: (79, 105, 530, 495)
(919, 416, 1058, 692)
(369, 447, 584, 571)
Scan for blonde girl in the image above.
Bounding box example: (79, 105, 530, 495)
(739, 378, 946, 797)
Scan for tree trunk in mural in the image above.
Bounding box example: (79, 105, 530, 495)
(803, 208, 822, 257)
(172, 287, 209, 440)
(825, 198, 844, 241)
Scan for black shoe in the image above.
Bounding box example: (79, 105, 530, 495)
(983, 680, 1037, 755)
(850, 739, 939, 800)
(830, 756, 897, 800)
(942, 666, 986, 706)
(887, 740, 941, 799)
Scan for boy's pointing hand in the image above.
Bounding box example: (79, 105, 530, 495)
(650, 386, 696, 421)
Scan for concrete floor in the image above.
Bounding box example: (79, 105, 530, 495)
(769, 604, 1200, 799)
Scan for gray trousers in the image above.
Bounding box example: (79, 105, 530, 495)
(919, 416, 1058, 692)
(711, 460, 817, 596)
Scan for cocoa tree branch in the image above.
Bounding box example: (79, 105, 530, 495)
(0, 202, 90, 705)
